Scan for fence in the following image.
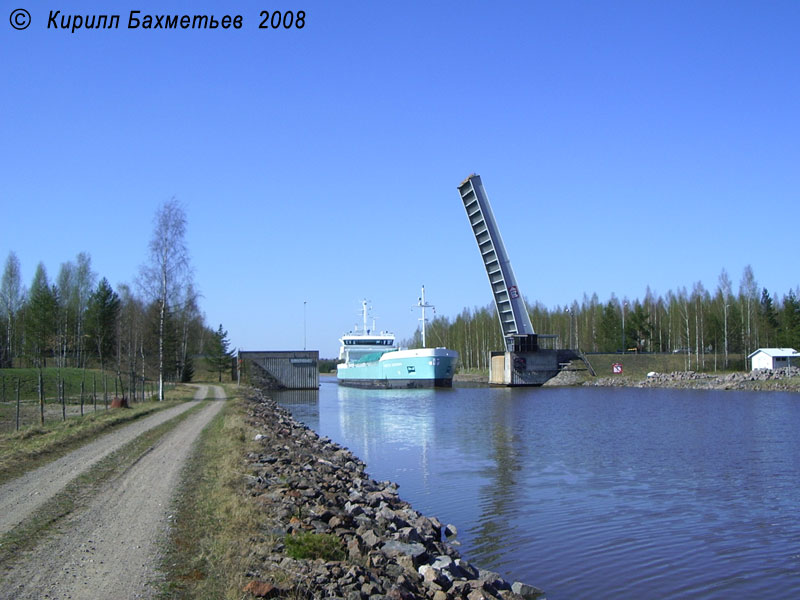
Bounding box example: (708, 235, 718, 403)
(0, 373, 169, 434)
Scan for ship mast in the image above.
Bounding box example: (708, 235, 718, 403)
(416, 285, 435, 348)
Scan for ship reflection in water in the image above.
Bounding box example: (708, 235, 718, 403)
(279, 377, 800, 600)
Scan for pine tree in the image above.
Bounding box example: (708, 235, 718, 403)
(181, 354, 195, 383)
(207, 324, 234, 382)
(26, 263, 58, 367)
(85, 278, 120, 372)
(760, 288, 779, 347)
(779, 290, 800, 348)
(597, 299, 622, 352)
(627, 302, 652, 352)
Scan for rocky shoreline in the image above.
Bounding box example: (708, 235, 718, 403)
(585, 366, 800, 392)
(459, 366, 800, 392)
(241, 389, 544, 600)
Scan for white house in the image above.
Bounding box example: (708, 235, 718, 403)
(747, 348, 800, 370)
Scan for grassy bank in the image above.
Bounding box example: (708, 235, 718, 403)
(580, 352, 747, 380)
(159, 385, 266, 600)
(0, 383, 198, 485)
(455, 353, 748, 383)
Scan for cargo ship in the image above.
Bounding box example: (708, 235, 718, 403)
(336, 290, 459, 388)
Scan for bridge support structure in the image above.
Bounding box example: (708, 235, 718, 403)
(458, 174, 595, 386)
(238, 350, 319, 390)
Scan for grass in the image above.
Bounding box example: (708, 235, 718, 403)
(158, 385, 268, 600)
(0, 400, 205, 566)
(579, 352, 748, 380)
(456, 353, 750, 384)
(0, 383, 198, 485)
(285, 532, 345, 561)
(0, 367, 154, 402)
(0, 366, 188, 433)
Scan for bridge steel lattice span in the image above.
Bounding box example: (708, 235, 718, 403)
(458, 174, 594, 385)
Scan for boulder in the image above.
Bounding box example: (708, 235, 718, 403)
(512, 581, 546, 599)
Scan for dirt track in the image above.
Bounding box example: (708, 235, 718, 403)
(0, 384, 225, 599)
(0, 387, 209, 535)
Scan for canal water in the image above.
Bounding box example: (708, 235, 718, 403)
(275, 376, 800, 599)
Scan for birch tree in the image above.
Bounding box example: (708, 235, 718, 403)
(739, 265, 758, 355)
(1, 252, 25, 367)
(677, 287, 691, 370)
(140, 199, 191, 400)
(176, 283, 202, 383)
(692, 282, 707, 370)
(718, 269, 733, 368)
(117, 284, 146, 397)
(56, 261, 75, 367)
(73, 252, 95, 367)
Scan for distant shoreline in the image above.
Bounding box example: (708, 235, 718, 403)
(455, 367, 800, 393)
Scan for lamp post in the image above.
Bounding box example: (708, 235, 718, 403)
(723, 302, 729, 369)
(621, 300, 628, 354)
(303, 301, 307, 351)
(565, 308, 570, 349)
(565, 307, 574, 349)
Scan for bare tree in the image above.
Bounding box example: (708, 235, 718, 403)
(739, 265, 758, 355)
(140, 198, 191, 401)
(692, 282, 706, 370)
(718, 269, 733, 369)
(74, 252, 96, 367)
(1, 252, 25, 368)
(176, 283, 202, 382)
(677, 287, 691, 370)
(117, 283, 145, 399)
(56, 260, 75, 368)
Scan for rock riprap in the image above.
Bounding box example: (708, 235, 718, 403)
(587, 366, 800, 391)
(243, 390, 545, 600)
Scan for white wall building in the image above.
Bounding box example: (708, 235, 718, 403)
(747, 348, 800, 370)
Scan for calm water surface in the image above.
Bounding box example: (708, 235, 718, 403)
(276, 377, 800, 599)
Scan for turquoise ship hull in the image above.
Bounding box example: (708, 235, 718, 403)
(337, 348, 458, 389)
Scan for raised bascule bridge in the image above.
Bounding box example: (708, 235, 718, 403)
(458, 174, 595, 386)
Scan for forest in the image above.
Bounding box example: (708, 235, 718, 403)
(4, 223, 798, 382)
(0, 200, 234, 398)
(406, 266, 800, 373)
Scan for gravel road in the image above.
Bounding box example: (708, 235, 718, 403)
(0, 384, 226, 599)
(0, 386, 211, 536)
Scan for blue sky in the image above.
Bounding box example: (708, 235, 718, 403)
(2, 1, 799, 357)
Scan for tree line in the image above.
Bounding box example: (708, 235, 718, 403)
(0, 199, 234, 399)
(407, 266, 800, 372)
